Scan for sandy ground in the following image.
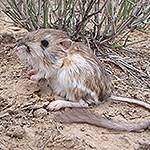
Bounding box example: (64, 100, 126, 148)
(0, 12, 150, 150)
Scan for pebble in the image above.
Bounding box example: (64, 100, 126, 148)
(6, 126, 25, 139)
(33, 108, 48, 118)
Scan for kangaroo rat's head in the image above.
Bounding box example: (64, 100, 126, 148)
(15, 29, 73, 80)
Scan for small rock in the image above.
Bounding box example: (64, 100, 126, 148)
(6, 126, 25, 139)
(33, 108, 48, 118)
(1, 33, 16, 44)
(101, 136, 109, 141)
(80, 127, 85, 132)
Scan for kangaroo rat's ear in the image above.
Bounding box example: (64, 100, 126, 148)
(57, 39, 73, 51)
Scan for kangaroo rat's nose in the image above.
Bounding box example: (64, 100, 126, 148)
(15, 43, 30, 53)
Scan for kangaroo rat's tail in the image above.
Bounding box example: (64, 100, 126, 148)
(110, 95, 150, 109)
(55, 109, 150, 131)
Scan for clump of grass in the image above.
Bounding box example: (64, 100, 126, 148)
(0, 0, 149, 83)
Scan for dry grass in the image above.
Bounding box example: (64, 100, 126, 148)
(0, 0, 149, 80)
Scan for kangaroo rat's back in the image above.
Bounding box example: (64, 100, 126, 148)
(62, 42, 113, 102)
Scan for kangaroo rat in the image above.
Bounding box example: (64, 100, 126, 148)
(15, 29, 150, 131)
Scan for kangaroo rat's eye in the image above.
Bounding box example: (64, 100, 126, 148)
(41, 40, 49, 47)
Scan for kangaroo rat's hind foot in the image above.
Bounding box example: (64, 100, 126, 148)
(46, 99, 89, 111)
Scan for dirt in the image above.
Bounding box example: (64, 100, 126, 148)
(0, 12, 150, 150)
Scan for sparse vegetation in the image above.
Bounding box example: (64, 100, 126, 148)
(0, 0, 149, 48)
(0, 0, 149, 79)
